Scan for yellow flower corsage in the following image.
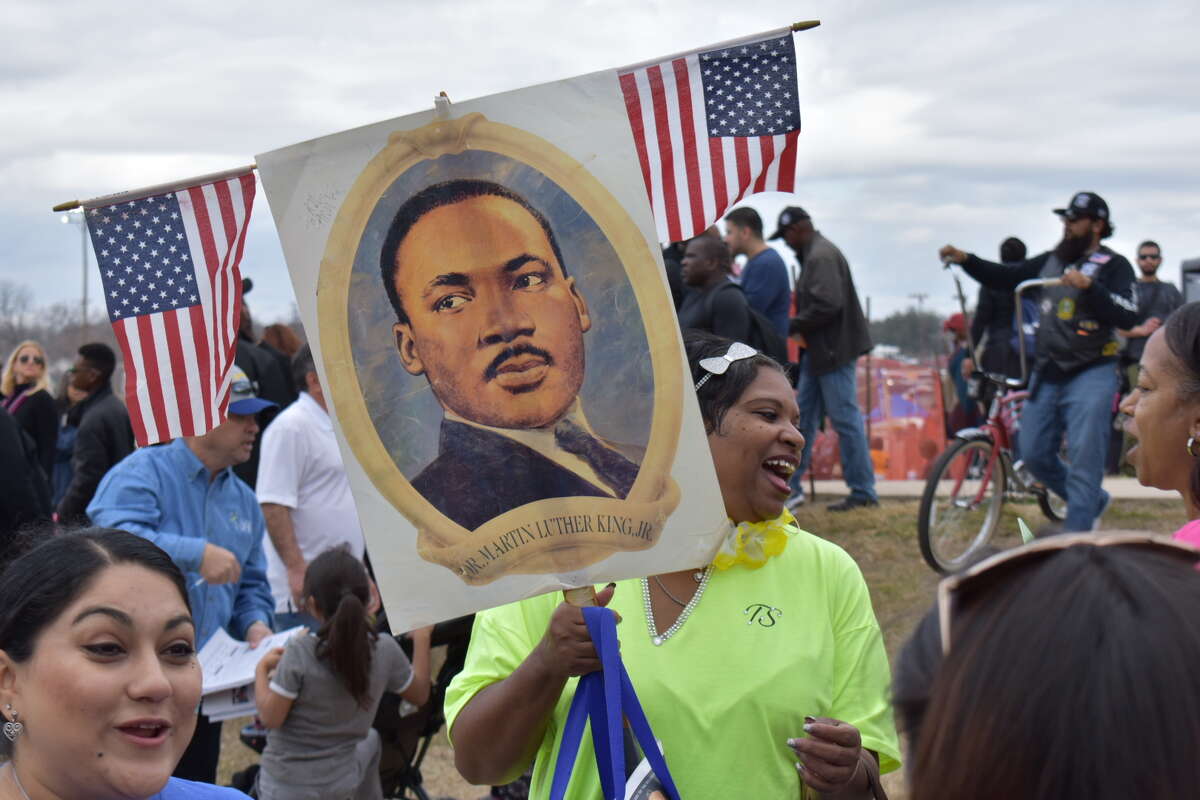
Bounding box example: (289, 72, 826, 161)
(711, 509, 798, 570)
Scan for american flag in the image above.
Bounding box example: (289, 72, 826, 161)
(619, 29, 801, 243)
(86, 171, 255, 446)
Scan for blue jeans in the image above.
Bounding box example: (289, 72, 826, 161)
(789, 358, 877, 502)
(1019, 360, 1117, 532)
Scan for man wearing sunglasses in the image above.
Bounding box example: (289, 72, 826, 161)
(55, 342, 134, 525)
(1107, 241, 1184, 472)
(1118, 240, 1182, 373)
(940, 192, 1138, 533)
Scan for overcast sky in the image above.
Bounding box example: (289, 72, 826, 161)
(4, 0, 1198, 327)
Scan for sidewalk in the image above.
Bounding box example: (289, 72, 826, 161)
(809, 476, 1176, 502)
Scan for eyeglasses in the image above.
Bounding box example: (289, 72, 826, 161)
(1138, 254, 1161, 260)
(17, 355, 44, 366)
(937, 532, 1200, 655)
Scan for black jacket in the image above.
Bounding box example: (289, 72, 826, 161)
(56, 384, 135, 525)
(0, 407, 51, 545)
(412, 419, 637, 531)
(970, 284, 1021, 378)
(2, 385, 57, 477)
(962, 246, 1137, 376)
(788, 232, 872, 375)
(677, 279, 752, 342)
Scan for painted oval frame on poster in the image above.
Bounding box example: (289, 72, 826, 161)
(318, 112, 682, 586)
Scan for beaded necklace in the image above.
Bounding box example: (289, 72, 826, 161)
(641, 565, 711, 646)
(640, 509, 797, 645)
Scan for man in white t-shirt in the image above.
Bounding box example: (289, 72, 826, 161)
(257, 343, 366, 627)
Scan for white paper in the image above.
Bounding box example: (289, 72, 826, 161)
(198, 626, 305, 695)
(201, 684, 257, 722)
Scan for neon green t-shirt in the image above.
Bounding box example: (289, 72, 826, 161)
(445, 529, 901, 799)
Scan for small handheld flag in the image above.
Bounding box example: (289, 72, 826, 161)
(618, 28, 803, 243)
(86, 170, 256, 446)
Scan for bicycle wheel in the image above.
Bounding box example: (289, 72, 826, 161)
(918, 438, 1007, 574)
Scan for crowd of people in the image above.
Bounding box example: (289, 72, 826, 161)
(1, 187, 1199, 800)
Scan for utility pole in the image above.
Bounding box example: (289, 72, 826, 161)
(61, 209, 89, 342)
(909, 292, 930, 357)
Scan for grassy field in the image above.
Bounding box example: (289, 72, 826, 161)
(217, 498, 1187, 798)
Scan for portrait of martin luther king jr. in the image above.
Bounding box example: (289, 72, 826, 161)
(380, 178, 643, 530)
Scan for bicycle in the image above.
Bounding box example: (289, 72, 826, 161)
(917, 275, 1067, 573)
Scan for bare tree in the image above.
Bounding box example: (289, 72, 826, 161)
(0, 280, 36, 358)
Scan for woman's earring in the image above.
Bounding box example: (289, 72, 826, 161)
(1189, 436, 1200, 458)
(3, 705, 23, 741)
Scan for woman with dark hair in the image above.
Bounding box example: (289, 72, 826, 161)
(896, 534, 1200, 799)
(1119, 301, 1200, 542)
(445, 330, 900, 799)
(0, 527, 246, 799)
(253, 547, 432, 800)
(1, 340, 57, 478)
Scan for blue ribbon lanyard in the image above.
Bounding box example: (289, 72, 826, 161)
(548, 606, 681, 800)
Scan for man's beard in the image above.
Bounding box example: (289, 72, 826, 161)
(1054, 231, 1091, 265)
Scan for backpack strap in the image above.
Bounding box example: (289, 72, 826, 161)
(701, 280, 739, 328)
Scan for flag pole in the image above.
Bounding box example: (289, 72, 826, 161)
(618, 20, 820, 73)
(52, 163, 258, 212)
(563, 586, 598, 607)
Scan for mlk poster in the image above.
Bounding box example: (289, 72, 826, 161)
(256, 73, 728, 629)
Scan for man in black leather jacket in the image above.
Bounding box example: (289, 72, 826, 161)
(940, 192, 1137, 532)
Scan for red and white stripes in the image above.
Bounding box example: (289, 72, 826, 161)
(111, 172, 254, 446)
(619, 48, 800, 244)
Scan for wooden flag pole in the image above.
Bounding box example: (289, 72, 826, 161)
(619, 20, 821, 73)
(564, 586, 598, 607)
(51, 163, 258, 212)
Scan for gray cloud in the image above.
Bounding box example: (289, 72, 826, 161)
(3, 0, 1198, 325)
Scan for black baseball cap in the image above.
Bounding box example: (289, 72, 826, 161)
(768, 206, 811, 240)
(1053, 191, 1109, 222)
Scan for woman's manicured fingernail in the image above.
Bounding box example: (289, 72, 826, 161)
(606, 582, 617, 589)
(796, 762, 806, 773)
(786, 738, 799, 748)
(803, 722, 814, 733)
(804, 715, 816, 724)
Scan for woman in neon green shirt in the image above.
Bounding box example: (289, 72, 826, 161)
(446, 331, 901, 799)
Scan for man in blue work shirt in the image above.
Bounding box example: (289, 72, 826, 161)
(88, 365, 277, 784)
(723, 206, 791, 337)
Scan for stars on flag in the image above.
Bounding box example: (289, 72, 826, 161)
(699, 36, 800, 138)
(88, 192, 202, 324)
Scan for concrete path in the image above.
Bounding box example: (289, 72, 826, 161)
(809, 476, 1177, 501)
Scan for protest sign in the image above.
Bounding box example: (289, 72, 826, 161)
(257, 27, 800, 629)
